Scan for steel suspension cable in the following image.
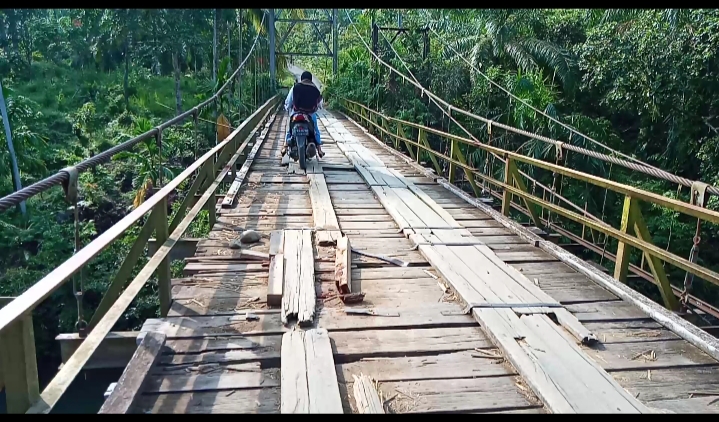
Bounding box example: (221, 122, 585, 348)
(0, 13, 267, 213)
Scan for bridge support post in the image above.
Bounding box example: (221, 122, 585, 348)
(504, 158, 543, 230)
(0, 298, 39, 414)
(418, 129, 442, 176)
(269, 9, 276, 91)
(614, 196, 679, 311)
(381, 117, 395, 149)
(396, 123, 416, 161)
(450, 140, 482, 199)
(153, 196, 172, 317)
(204, 162, 217, 229)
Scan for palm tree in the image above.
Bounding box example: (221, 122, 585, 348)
(245, 9, 307, 76)
(435, 9, 578, 94)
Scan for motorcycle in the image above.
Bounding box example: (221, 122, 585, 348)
(287, 112, 318, 170)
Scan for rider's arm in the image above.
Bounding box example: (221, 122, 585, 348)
(284, 88, 294, 113)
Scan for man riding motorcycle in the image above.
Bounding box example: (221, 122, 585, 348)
(282, 71, 325, 159)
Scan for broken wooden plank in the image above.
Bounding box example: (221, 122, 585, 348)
(98, 332, 166, 414)
(281, 230, 316, 326)
(335, 236, 351, 295)
(281, 329, 343, 414)
(352, 374, 384, 414)
(316, 230, 341, 246)
(267, 254, 284, 308)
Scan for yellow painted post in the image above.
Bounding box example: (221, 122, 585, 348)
(206, 162, 217, 229)
(418, 129, 442, 176)
(452, 145, 482, 198)
(613, 195, 678, 310)
(397, 123, 416, 160)
(0, 305, 39, 414)
(507, 159, 543, 229)
(614, 195, 637, 283)
(153, 196, 172, 317)
(381, 117, 396, 149)
(501, 157, 514, 216)
(448, 138, 457, 183)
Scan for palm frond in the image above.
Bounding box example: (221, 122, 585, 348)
(516, 38, 578, 93)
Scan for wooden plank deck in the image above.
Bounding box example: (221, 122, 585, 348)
(124, 109, 719, 414)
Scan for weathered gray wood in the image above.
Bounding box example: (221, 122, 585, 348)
(308, 173, 340, 230)
(335, 236, 351, 294)
(338, 350, 512, 383)
(269, 230, 284, 256)
(99, 332, 166, 414)
(305, 329, 344, 413)
(281, 230, 316, 325)
(352, 374, 384, 413)
(267, 254, 284, 307)
(378, 376, 540, 414)
(136, 388, 280, 413)
(281, 329, 343, 414)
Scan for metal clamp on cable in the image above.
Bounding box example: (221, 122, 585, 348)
(60, 166, 79, 204)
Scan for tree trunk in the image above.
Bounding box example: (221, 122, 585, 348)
(124, 36, 130, 110)
(213, 9, 218, 84)
(0, 80, 26, 215)
(172, 49, 182, 115)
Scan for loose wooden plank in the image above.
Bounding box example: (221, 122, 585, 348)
(267, 254, 284, 307)
(335, 236, 351, 294)
(269, 230, 285, 256)
(281, 329, 343, 414)
(305, 329, 344, 413)
(99, 332, 166, 414)
(352, 374, 384, 413)
(281, 230, 316, 326)
(281, 330, 309, 413)
(308, 173, 340, 230)
(517, 313, 649, 412)
(584, 338, 717, 371)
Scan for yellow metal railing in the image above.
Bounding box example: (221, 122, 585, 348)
(0, 95, 281, 414)
(341, 98, 719, 316)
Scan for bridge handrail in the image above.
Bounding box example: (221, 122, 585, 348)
(0, 95, 281, 414)
(0, 15, 267, 214)
(341, 98, 719, 305)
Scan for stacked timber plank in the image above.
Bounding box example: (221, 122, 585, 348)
(322, 111, 651, 414)
(279, 230, 316, 326)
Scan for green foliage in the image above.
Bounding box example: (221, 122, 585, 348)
(0, 8, 273, 369)
(321, 8, 719, 311)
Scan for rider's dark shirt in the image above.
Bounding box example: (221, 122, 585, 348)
(292, 81, 322, 114)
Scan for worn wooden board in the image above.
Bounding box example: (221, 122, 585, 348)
(135, 388, 280, 413)
(267, 254, 284, 307)
(99, 332, 166, 413)
(281, 329, 343, 414)
(335, 236, 351, 294)
(337, 350, 512, 384)
(331, 326, 492, 360)
(281, 230, 316, 326)
(583, 338, 717, 371)
(377, 376, 540, 413)
(308, 174, 340, 230)
(146, 366, 279, 394)
(352, 374, 384, 414)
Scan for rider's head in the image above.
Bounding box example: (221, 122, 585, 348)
(300, 71, 312, 82)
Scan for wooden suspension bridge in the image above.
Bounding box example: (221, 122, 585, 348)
(2, 12, 719, 414)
